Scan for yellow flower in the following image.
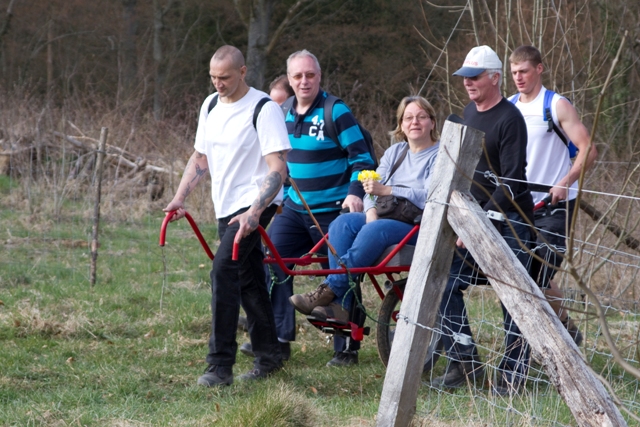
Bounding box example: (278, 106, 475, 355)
(357, 170, 381, 182)
(357, 170, 381, 200)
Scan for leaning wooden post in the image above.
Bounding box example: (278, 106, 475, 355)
(446, 190, 627, 427)
(376, 120, 484, 426)
(90, 127, 108, 287)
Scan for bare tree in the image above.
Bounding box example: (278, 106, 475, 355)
(235, 0, 317, 89)
(152, 0, 175, 121)
(121, 0, 138, 95)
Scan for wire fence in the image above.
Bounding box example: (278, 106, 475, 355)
(2, 148, 640, 426)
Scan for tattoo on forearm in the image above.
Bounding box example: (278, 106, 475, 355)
(251, 171, 282, 211)
(277, 150, 286, 163)
(248, 215, 259, 230)
(181, 183, 192, 199)
(191, 163, 208, 183)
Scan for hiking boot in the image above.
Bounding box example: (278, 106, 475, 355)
(326, 350, 358, 367)
(563, 317, 583, 346)
(431, 358, 485, 389)
(239, 342, 291, 361)
(237, 315, 248, 332)
(197, 365, 233, 387)
(239, 342, 254, 358)
(492, 373, 525, 396)
(289, 283, 335, 315)
(237, 365, 282, 381)
(309, 302, 350, 324)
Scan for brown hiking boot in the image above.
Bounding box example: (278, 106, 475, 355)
(309, 302, 350, 324)
(289, 283, 335, 315)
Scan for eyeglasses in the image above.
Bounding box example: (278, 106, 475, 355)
(464, 71, 488, 81)
(288, 72, 318, 81)
(402, 114, 431, 123)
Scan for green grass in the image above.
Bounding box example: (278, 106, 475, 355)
(1, 199, 639, 426)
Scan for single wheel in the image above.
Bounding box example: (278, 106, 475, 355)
(376, 279, 443, 374)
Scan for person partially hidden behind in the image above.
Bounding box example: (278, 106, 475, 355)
(509, 45, 598, 345)
(163, 45, 291, 387)
(289, 96, 440, 353)
(269, 74, 294, 106)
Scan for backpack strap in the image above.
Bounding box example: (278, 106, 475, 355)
(322, 93, 342, 151)
(207, 94, 270, 130)
(207, 94, 219, 114)
(281, 96, 295, 117)
(382, 144, 410, 185)
(252, 97, 270, 129)
(543, 90, 569, 147)
(508, 93, 520, 104)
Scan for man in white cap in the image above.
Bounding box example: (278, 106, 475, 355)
(432, 45, 535, 396)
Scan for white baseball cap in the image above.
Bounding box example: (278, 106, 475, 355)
(453, 45, 503, 77)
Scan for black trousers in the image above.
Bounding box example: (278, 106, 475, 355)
(206, 204, 282, 371)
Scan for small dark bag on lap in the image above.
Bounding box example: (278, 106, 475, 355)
(374, 145, 422, 225)
(376, 194, 422, 224)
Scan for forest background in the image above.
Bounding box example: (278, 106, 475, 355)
(1, 0, 638, 184)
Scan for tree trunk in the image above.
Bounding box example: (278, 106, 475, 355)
(152, 0, 168, 120)
(244, 0, 273, 90)
(121, 0, 138, 95)
(0, 0, 17, 42)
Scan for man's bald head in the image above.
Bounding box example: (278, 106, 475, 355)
(211, 45, 245, 69)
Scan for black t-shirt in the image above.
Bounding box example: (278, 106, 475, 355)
(463, 98, 534, 220)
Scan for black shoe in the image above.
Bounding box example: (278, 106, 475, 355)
(326, 350, 358, 367)
(431, 358, 485, 389)
(492, 374, 525, 396)
(197, 365, 233, 387)
(563, 317, 583, 346)
(280, 342, 291, 361)
(238, 365, 282, 381)
(239, 342, 291, 361)
(239, 342, 255, 358)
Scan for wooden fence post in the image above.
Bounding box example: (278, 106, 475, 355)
(446, 190, 627, 427)
(376, 120, 627, 427)
(90, 127, 108, 287)
(376, 120, 484, 426)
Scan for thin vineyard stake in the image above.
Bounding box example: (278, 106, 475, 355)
(287, 177, 340, 261)
(90, 127, 108, 287)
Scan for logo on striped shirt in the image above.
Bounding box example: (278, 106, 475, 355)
(310, 115, 325, 141)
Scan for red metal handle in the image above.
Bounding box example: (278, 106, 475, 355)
(159, 210, 215, 260)
(232, 241, 239, 261)
(533, 194, 553, 212)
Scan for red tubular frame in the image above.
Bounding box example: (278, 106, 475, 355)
(159, 211, 215, 260)
(159, 209, 417, 278)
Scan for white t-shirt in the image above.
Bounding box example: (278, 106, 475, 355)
(194, 87, 291, 218)
(510, 86, 577, 204)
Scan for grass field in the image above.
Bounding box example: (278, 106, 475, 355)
(1, 182, 639, 426)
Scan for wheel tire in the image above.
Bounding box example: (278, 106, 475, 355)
(376, 279, 443, 375)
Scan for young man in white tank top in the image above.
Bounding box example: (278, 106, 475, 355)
(509, 45, 598, 345)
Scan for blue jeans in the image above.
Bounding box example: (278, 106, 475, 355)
(266, 206, 336, 342)
(265, 207, 357, 353)
(207, 204, 281, 371)
(439, 211, 532, 383)
(326, 212, 418, 309)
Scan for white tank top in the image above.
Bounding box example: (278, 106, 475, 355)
(511, 86, 577, 204)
